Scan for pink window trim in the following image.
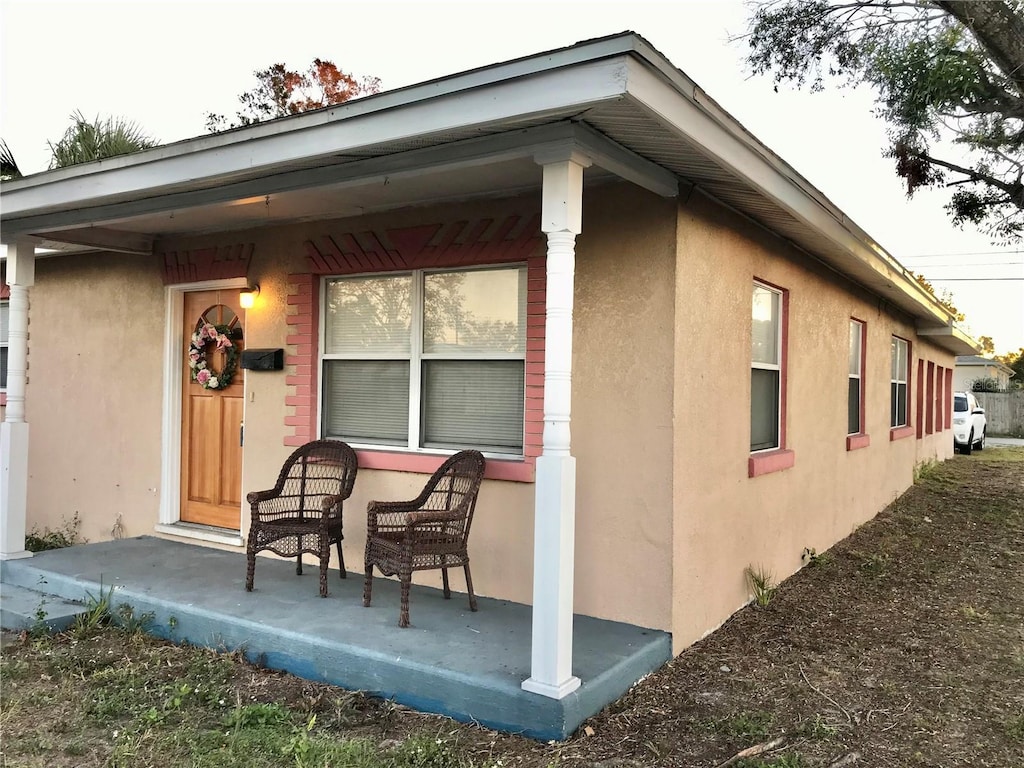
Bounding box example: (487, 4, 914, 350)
(890, 425, 915, 441)
(748, 448, 796, 478)
(915, 358, 924, 439)
(356, 449, 535, 482)
(943, 368, 953, 430)
(846, 433, 871, 451)
(284, 221, 545, 483)
(0, 393, 6, 406)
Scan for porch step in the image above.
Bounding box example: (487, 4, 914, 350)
(0, 582, 86, 633)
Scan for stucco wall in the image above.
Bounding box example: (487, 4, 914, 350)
(24, 253, 166, 543)
(670, 193, 956, 652)
(21, 183, 676, 632)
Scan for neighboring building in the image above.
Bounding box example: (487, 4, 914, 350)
(954, 355, 1016, 391)
(0, 33, 977, 725)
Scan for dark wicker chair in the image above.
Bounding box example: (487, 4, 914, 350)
(245, 439, 358, 598)
(362, 450, 486, 627)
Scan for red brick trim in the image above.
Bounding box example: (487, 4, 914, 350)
(286, 217, 545, 480)
(915, 358, 925, 439)
(943, 368, 953, 430)
(890, 425, 915, 441)
(159, 243, 254, 285)
(846, 433, 871, 451)
(748, 449, 796, 477)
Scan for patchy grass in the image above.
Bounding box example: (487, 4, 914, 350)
(2, 447, 1022, 767)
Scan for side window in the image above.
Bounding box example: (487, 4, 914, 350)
(890, 336, 909, 428)
(848, 319, 864, 435)
(751, 282, 784, 452)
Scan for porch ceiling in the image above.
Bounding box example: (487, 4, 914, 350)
(0, 31, 977, 354)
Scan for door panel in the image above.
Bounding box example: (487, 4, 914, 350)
(180, 289, 244, 529)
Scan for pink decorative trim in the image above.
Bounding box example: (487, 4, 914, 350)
(846, 433, 870, 451)
(283, 274, 319, 447)
(285, 215, 545, 475)
(355, 450, 535, 482)
(943, 368, 953, 430)
(159, 243, 254, 284)
(0, 393, 6, 406)
(303, 215, 543, 275)
(915, 358, 924, 439)
(748, 449, 796, 478)
(925, 361, 935, 435)
(890, 425, 915, 441)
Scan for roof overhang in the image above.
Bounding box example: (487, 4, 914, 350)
(0, 32, 977, 355)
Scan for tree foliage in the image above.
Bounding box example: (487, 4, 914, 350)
(995, 346, 1024, 384)
(47, 111, 157, 169)
(913, 272, 964, 320)
(1, 139, 22, 180)
(207, 59, 381, 132)
(742, 1, 1024, 243)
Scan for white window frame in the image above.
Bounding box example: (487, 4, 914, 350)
(890, 336, 909, 428)
(751, 281, 783, 453)
(319, 264, 527, 458)
(848, 319, 864, 436)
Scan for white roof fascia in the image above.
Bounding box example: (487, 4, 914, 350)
(1, 58, 631, 221)
(619, 55, 953, 328)
(917, 325, 982, 356)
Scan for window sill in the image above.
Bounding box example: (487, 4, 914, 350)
(748, 449, 795, 478)
(889, 425, 915, 441)
(846, 433, 871, 451)
(355, 449, 535, 482)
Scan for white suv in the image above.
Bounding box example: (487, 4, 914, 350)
(953, 391, 986, 455)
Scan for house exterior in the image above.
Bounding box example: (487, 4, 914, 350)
(954, 354, 1016, 391)
(0, 33, 976, 712)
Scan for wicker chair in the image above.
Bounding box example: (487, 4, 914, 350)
(245, 440, 358, 598)
(362, 450, 486, 627)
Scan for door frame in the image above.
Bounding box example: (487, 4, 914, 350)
(157, 278, 248, 544)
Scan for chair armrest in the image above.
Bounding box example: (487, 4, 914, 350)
(405, 509, 462, 527)
(247, 489, 277, 505)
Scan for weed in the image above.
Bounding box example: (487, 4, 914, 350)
(28, 600, 51, 639)
(25, 512, 83, 552)
(960, 604, 990, 621)
(226, 702, 293, 730)
(746, 566, 777, 608)
(1005, 714, 1024, 742)
(723, 710, 774, 740)
(851, 550, 889, 575)
(797, 714, 838, 740)
(115, 603, 155, 634)
(736, 754, 805, 768)
(70, 585, 113, 640)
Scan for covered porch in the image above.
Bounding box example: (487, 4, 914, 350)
(0, 536, 670, 740)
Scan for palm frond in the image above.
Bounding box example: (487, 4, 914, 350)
(1, 139, 22, 179)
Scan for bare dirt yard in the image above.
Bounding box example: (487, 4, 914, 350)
(2, 447, 1022, 768)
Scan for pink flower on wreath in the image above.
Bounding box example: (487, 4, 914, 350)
(196, 369, 211, 385)
(206, 324, 219, 339)
(216, 334, 231, 350)
(189, 350, 201, 361)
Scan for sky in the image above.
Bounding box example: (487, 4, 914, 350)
(1, 0, 1022, 352)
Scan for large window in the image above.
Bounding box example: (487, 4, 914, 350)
(751, 282, 783, 452)
(848, 319, 864, 435)
(0, 300, 8, 390)
(890, 336, 909, 428)
(321, 266, 527, 455)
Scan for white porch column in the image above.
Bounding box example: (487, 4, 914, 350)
(522, 151, 590, 699)
(1, 240, 35, 560)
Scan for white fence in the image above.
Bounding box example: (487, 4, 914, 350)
(974, 392, 1024, 437)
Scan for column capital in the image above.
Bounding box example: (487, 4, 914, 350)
(540, 157, 587, 236)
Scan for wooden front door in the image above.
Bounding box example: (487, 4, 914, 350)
(181, 290, 244, 529)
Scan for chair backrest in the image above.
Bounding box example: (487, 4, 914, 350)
(420, 450, 486, 539)
(277, 440, 358, 512)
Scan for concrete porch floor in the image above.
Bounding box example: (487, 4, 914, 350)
(0, 536, 671, 740)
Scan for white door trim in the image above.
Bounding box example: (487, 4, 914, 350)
(159, 278, 248, 530)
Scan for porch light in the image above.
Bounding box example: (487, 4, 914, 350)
(239, 284, 260, 309)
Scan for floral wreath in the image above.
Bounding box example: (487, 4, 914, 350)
(188, 322, 239, 390)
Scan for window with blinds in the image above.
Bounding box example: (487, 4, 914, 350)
(321, 266, 527, 455)
(890, 336, 909, 428)
(848, 319, 864, 435)
(751, 282, 783, 452)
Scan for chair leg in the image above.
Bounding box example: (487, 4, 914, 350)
(464, 562, 478, 612)
(296, 534, 303, 575)
(399, 568, 412, 628)
(362, 565, 374, 607)
(319, 537, 330, 598)
(336, 537, 346, 579)
(442, 567, 451, 599)
(245, 544, 256, 592)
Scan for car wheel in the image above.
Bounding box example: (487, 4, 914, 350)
(962, 430, 973, 455)
(976, 429, 985, 451)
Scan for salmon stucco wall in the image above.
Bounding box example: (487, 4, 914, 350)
(142, 183, 676, 631)
(670, 192, 956, 652)
(24, 253, 166, 544)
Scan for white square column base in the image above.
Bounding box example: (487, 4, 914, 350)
(0, 421, 32, 560)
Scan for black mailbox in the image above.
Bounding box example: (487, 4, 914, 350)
(240, 348, 284, 371)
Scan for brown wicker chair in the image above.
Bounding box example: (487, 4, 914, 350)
(362, 450, 486, 627)
(245, 439, 358, 598)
